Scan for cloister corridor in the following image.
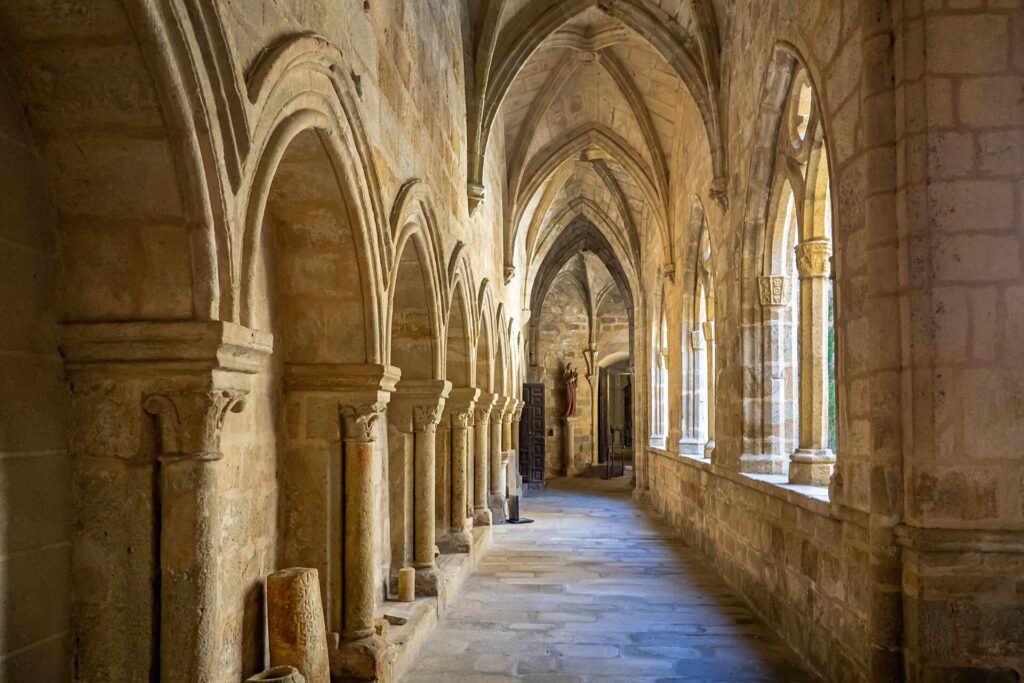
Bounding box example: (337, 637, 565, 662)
(404, 478, 816, 683)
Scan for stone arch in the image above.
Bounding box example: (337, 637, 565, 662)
(476, 285, 495, 393)
(241, 34, 388, 357)
(740, 42, 839, 482)
(387, 181, 446, 381)
(446, 274, 475, 388)
(494, 310, 509, 397)
(388, 227, 444, 381)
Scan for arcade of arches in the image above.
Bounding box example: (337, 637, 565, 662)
(0, 1, 1022, 682)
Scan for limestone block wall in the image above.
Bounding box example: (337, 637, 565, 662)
(0, 65, 71, 679)
(537, 277, 593, 473)
(649, 451, 870, 681)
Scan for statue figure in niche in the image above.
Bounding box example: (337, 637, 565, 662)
(563, 363, 579, 417)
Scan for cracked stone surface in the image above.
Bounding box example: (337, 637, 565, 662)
(403, 477, 818, 682)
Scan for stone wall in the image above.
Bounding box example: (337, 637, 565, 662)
(0, 64, 71, 679)
(649, 450, 869, 682)
(537, 275, 593, 474)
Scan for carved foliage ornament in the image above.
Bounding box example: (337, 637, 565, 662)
(412, 404, 444, 433)
(339, 402, 387, 442)
(758, 276, 792, 307)
(451, 407, 474, 429)
(795, 240, 832, 278)
(144, 389, 248, 460)
(473, 406, 492, 424)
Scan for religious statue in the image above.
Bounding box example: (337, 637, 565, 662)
(563, 363, 579, 417)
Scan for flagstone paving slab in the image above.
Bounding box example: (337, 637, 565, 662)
(402, 477, 818, 683)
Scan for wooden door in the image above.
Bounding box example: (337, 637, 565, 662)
(519, 383, 545, 484)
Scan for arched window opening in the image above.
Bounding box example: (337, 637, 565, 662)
(650, 304, 668, 448)
(757, 61, 838, 488)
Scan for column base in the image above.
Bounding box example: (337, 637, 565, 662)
(488, 494, 507, 524)
(738, 452, 788, 475)
(439, 529, 473, 554)
(414, 565, 440, 596)
(788, 448, 835, 486)
(330, 633, 387, 682)
(677, 437, 704, 457)
(703, 439, 716, 460)
(473, 506, 492, 526)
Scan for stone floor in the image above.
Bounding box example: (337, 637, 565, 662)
(402, 476, 819, 683)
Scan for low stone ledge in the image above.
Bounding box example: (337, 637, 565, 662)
(648, 447, 838, 520)
(375, 525, 492, 683)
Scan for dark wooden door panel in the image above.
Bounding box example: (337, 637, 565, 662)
(519, 383, 545, 484)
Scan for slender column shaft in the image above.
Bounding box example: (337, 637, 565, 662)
(451, 423, 470, 531)
(158, 456, 218, 683)
(489, 398, 509, 522)
(790, 239, 835, 485)
(473, 393, 496, 526)
(341, 436, 376, 640)
(490, 407, 504, 494)
(413, 421, 438, 570)
(703, 318, 716, 460)
(446, 388, 477, 551)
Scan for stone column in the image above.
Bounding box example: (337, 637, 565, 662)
(145, 389, 250, 683)
(444, 388, 478, 552)
(473, 392, 496, 526)
(790, 239, 835, 485)
(390, 380, 450, 595)
(678, 329, 705, 457)
(489, 397, 510, 523)
(336, 399, 388, 679)
(702, 318, 716, 460)
(510, 401, 524, 492)
(740, 276, 794, 474)
(59, 321, 270, 683)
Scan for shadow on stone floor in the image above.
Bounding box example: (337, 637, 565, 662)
(403, 477, 820, 683)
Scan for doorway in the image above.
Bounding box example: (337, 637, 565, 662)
(598, 359, 632, 475)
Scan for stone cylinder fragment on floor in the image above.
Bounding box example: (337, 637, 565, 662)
(267, 568, 329, 683)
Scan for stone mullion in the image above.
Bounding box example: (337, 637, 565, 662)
(702, 319, 716, 460)
(743, 276, 794, 474)
(678, 329, 704, 456)
(790, 239, 835, 485)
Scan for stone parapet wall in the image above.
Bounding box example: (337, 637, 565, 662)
(648, 449, 870, 682)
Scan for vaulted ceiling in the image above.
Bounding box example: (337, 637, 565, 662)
(464, 0, 725, 305)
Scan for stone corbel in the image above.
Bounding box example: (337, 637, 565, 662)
(710, 175, 729, 212)
(758, 275, 792, 307)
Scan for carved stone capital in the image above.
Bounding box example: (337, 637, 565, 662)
(447, 387, 480, 429)
(474, 391, 497, 424)
(795, 239, 832, 278)
(490, 396, 511, 424)
(758, 275, 792, 307)
(339, 402, 387, 443)
(452, 409, 474, 429)
(144, 389, 248, 461)
(702, 321, 715, 343)
(690, 329, 705, 350)
(413, 404, 444, 433)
